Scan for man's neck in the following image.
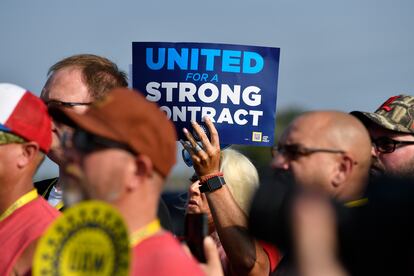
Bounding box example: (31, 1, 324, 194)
(114, 194, 159, 234)
(0, 177, 33, 215)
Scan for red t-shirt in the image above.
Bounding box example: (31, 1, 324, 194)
(212, 231, 281, 275)
(260, 241, 281, 272)
(0, 197, 60, 275)
(131, 231, 204, 276)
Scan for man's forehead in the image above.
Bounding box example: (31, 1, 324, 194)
(280, 124, 312, 145)
(42, 68, 91, 101)
(281, 121, 340, 150)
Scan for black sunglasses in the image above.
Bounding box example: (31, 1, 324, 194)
(372, 136, 414, 153)
(44, 99, 93, 108)
(62, 129, 135, 155)
(272, 143, 346, 160)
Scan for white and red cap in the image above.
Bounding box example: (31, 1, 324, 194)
(0, 83, 52, 153)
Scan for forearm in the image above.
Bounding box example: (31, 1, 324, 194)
(206, 186, 269, 275)
(181, 119, 270, 274)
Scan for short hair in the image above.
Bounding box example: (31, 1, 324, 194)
(220, 149, 259, 214)
(47, 54, 128, 100)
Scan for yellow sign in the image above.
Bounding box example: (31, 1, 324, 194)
(33, 201, 130, 276)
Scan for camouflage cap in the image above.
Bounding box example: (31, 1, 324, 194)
(351, 95, 414, 134)
(0, 130, 26, 145)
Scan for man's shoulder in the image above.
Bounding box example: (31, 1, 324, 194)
(32, 197, 61, 217)
(134, 232, 180, 252)
(34, 177, 58, 199)
(0, 197, 59, 276)
(132, 232, 203, 275)
(0, 197, 59, 253)
(17, 197, 60, 223)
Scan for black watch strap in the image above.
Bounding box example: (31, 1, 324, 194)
(200, 176, 226, 193)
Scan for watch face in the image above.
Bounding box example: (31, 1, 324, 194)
(202, 176, 225, 193)
(208, 178, 222, 190)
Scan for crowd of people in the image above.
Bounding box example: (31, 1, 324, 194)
(1, 53, 413, 276)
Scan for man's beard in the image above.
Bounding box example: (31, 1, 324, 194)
(371, 155, 414, 179)
(61, 163, 89, 207)
(389, 157, 414, 178)
(62, 163, 122, 205)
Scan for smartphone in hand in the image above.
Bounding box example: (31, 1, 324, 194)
(184, 213, 208, 263)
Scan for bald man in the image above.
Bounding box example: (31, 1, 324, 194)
(269, 111, 372, 275)
(271, 111, 372, 202)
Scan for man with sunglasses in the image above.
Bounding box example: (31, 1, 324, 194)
(268, 111, 372, 275)
(352, 94, 414, 178)
(271, 111, 372, 202)
(35, 54, 128, 209)
(0, 83, 60, 275)
(36, 54, 173, 230)
(48, 87, 219, 275)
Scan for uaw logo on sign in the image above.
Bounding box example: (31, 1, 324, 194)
(132, 42, 280, 146)
(33, 201, 130, 276)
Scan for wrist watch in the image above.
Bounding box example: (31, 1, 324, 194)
(199, 176, 226, 193)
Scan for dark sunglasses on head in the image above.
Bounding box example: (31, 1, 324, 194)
(62, 129, 135, 155)
(272, 143, 346, 160)
(44, 99, 93, 108)
(372, 136, 414, 153)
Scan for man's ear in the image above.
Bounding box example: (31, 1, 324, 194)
(127, 154, 154, 191)
(332, 155, 354, 188)
(135, 155, 154, 177)
(17, 142, 40, 169)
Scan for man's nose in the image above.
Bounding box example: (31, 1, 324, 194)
(271, 153, 290, 170)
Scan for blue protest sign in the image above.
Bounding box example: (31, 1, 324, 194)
(132, 42, 280, 146)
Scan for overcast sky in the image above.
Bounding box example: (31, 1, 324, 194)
(1, 0, 413, 180)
